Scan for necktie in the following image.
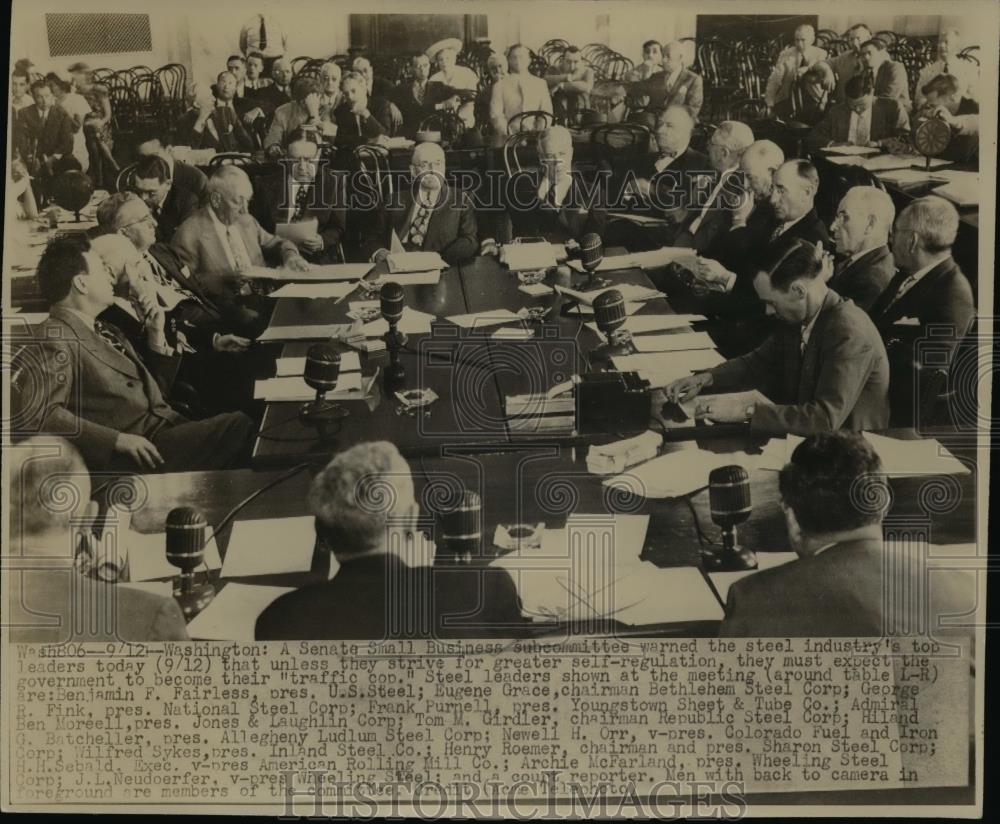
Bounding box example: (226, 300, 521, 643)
(226, 226, 252, 272)
(415, 83, 425, 105)
(406, 203, 431, 249)
(94, 320, 131, 359)
(886, 273, 918, 309)
(259, 16, 267, 50)
(943, 61, 950, 76)
(769, 224, 785, 243)
(292, 184, 312, 221)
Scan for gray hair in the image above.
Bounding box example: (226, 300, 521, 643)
(714, 120, 755, 154)
(9, 437, 89, 538)
(341, 70, 367, 93)
(206, 165, 251, 199)
(308, 442, 415, 554)
(96, 191, 140, 233)
(842, 186, 896, 237)
(742, 139, 785, 170)
(898, 197, 959, 253)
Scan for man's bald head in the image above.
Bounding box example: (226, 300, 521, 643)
(794, 24, 816, 50)
(539, 125, 574, 178)
(206, 166, 253, 224)
(740, 139, 785, 199)
(9, 437, 92, 542)
(661, 40, 688, 73)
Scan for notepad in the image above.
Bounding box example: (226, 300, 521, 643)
(126, 531, 222, 582)
(446, 309, 523, 328)
(709, 552, 799, 604)
(186, 584, 295, 640)
(501, 244, 558, 271)
(585, 314, 706, 335)
(268, 282, 357, 299)
(221, 516, 320, 578)
(612, 350, 725, 387)
(862, 432, 970, 476)
(386, 251, 446, 273)
(275, 218, 319, 244)
(603, 446, 751, 499)
(631, 331, 717, 353)
(274, 351, 361, 377)
(253, 371, 373, 402)
(362, 307, 436, 337)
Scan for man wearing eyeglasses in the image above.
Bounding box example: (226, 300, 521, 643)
(130, 153, 201, 244)
(363, 141, 477, 265)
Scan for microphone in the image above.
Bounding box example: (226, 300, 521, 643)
(164, 507, 216, 619)
(299, 342, 349, 437)
(589, 289, 633, 366)
(438, 489, 481, 565)
(380, 281, 407, 388)
(578, 232, 606, 288)
(704, 465, 757, 571)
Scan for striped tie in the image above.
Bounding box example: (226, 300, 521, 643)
(94, 320, 131, 359)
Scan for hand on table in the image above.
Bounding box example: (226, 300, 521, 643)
(663, 371, 713, 404)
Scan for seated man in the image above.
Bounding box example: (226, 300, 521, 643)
(14, 237, 254, 472)
(915, 28, 979, 108)
(10, 69, 33, 113)
(805, 73, 909, 152)
(264, 75, 336, 156)
(627, 40, 704, 121)
(628, 40, 663, 82)
(352, 55, 395, 102)
(333, 71, 392, 149)
(244, 51, 272, 92)
(765, 25, 827, 115)
(915, 74, 979, 165)
(546, 46, 595, 123)
(485, 124, 608, 245)
(361, 142, 477, 265)
(489, 44, 553, 138)
(14, 78, 75, 202)
(828, 185, 896, 313)
(255, 442, 523, 640)
(872, 198, 975, 427)
(172, 166, 310, 336)
(392, 54, 436, 138)
(129, 154, 201, 244)
(189, 72, 254, 152)
(665, 239, 890, 436)
(427, 43, 479, 129)
(253, 128, 347, 263)
(133, 128, 208, 212)
(858, 38, 910, 111)
(250, 56, 293, 123)
(6, 437, 189, 642)
(719, 432, 974, 637)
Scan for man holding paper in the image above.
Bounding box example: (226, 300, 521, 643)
(664, 239, 889, 436)
(252, 128, 347, 263)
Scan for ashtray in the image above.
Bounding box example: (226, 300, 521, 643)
(494, 523, 544, 550)
(517, 269, 546, 285)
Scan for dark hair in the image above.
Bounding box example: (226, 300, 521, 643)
(11, 70, 30, 81)
(765, 239, 826, 291)
(247, 51, 264, 62)
(133, 125, 167, 149)
(779, 432, 886, 534)
(845, 72, 874, 99)
(133, 153, 171, 184)
(37, 236, 91, 305)
(860, 38, 886, 52)
(292, 75, 320, 101)
(847, 23, 872, 35)
(921, 73, 960, 98)
(227, 54, 245, 65)
(565, 46, 582, 56)
(30, 78, 49, 94)
(44, 72, 70, 93)
(286, 127, 320, 149)
(642, 40, 661, 53)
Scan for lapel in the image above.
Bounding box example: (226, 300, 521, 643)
(797, 290, 841, 397)
(889, 258, 956, 320)
(838, 245, 887, 282)
(50, 306, 142, 380)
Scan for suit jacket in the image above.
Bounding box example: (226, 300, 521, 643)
(154, 178, 201, 244)
(805, 98, 910, 151)
(147, 242, 227, 351)
(765, 45, 828, 107)
(172, 159, 208, 198)
(255, 553, 524, 640)
(708, 289, 890, 435)
(631, 67, 704, 119)
(500, 171, 609, 244)
(674, 167, 750, 253)
(15, 104, 75, 164)
(488, 74, 554, 135)
(9, 569, 188, 643)
(13, 306, 183, 470)
(360, 182, 478, 265)
(873, 60, 911, 111)
(249, 83, 292, 122)
(333, 100, 391, 147)
(192, 106, 255, 152)
(828, 245, 895, 313)
(391, 81, 436, 138)
(826, 51, 863, 102)
(252, 170, 348, 263)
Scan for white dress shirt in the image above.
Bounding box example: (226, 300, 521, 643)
(847, 106, 873, 146)
(689, 167, 737, 234)
(537, 174, 573, 208)
(915, 59, 978, 107)
(208, 205, 253, 271)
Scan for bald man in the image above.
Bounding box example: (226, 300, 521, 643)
(361, 142, 477, 265)
(250, 57, 293, 123)
(628, 40, 704, 120)
(489, 44, 553, 137)
(828, 187, 896, 313)
(765, 25, 827, 113)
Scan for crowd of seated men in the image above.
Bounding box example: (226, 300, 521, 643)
(10, 21, 979, 480)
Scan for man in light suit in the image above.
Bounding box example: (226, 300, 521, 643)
(859, 39, 910, 111)
(828, 186, 896, 313)
(172, 166, 310, 336)
(824, 23, 871, 102)
(6, 438, 190, 643)
(915, 28, 979, 108)
(13, 238, 254, 473)
(363, 142, 477, 265)
(264, 75, 338, 157)
(489, 44, 553, 137)
(665, 238, 890, 436)
(805, 73, 909, 152)
(546, 46, 596, 123)
(765, 25, 827, 115)
(628, 40, 704, 121)
(719, 432, 974, 637)
(873, 198, 976, 427)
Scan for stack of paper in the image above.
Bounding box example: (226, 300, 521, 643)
(611, 350, 725, 387)
(386, 251, 445, 273)
(253, 371, 375, 402)
(501, 244, 558, 271)
(127, 531, 222, 582)
(862, 432, 970, 476)
(221, 516, 324, 578)
(603, 446, 751, 499)
(186, 584, 294, 640)
(585, 314, 706, 335)
(631, 331, 717, 353)
(274, 351, 361, 377)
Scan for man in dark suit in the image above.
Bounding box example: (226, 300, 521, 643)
(7, 438, 190, 642)
(361, 142, 477, 265)
(187, 72, 255, 152)
(127, 153, 201, 245)
(872, 197, 976, 427)
(252, 128, 347, 263)
(805, 73, 910, 152)
(916, 73, 979, 165)
(135, 129, 208, 197)
(249, 56, 293, 122)
(828, 185, 896, 312)
(256, 442, 524, 640)
(627, 40, 705, 120)
(719, 432, 974, 637)
(859, 38, 910, 111)
(391, 53, 436, 138)
(665, 238, 889, 436)
(14, 79, 76, 201)
(13, 238, 254, 473)
(333, 71, 392, 149)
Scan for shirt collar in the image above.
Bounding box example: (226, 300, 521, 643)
(904, 258, 946, 286)
(64, 306, 98, 332)
(800, 305, 822, 347)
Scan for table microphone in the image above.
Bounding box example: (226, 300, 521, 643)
(380, 281, 407, 348)
(165, 507, 216, 619)
(579, 232, 608, 289)
(590, 289, 633, 365)
(704, 465, 758, 571)
(299, 343, 349, 437)
(438, 489, 481, 565)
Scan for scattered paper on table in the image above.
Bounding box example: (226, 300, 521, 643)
(372, 269, 442, 286)
(862, 432, 970, 476)
(244, 263, 373, 281)
(520, 282, 552, 296)
(631, 331, 717, 353)
(253, 371, 368, 401)
(221, 516, 320, 578)
(501, 244, 558, 271)
(274, 351, 360, 377)
(861, 154, 952, 172)
(127, 531, 222, 582)
(603, 446, 751, 499)
(257, 322, 359, 342)
(363, 307, 436, 337)
(585, 314, 706, 335)
(387, 251, 445, 273)
(612, 350, 725, 387)
(268, 282, 356, 299)
(186, 584, 295, 640)
(275, 218, 319, 244)
(446, 309, 523, 328)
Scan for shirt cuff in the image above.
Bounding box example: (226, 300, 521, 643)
(722, 270, 737, 293)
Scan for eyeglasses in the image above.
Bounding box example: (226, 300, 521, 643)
(118, 214, 156, 230)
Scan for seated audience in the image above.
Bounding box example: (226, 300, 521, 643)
(317, 60, 344, 115)
(172, 166, 310, 335)
(546, 45, 595, 123)
(872, 198, 975, 426)
(489, 44, 554, 137)
(130, 153, 201, 244)
(427, 42, 479, 128)
(805, 73, 909, 151)
(391, 54, 436, 138)
(227, 54, 249, 101)
(244, 51, 272, 91)
(333, 71, 392, 148)
(915, 28, 978, 108)
(824, 23, 871, 102)
(362, 142, 477, 265)
(719, 432, 974, 637)
(14, 78, 76, 202)
(915, 74, 979, 165)
(352, 55, 395, 101)
(765, 25, 827, 115)
(251, 56, 294, 122)
(47, 73, 91, 173)
(253, 128, 347, 263)
(265, 75, 336, 156)
(71, 63, 118, 189)
(255, 442, 523, 640)
(7, 437, 189, 643)
(859, 38, 910, 111)
(628, 40, 704, 121)
(188, 72, 254, 152)
(10, 69, 33, 112)
(665, 239, 889, 436)
(828, 186, 896, 312)
(790, 61, 835, 126)
(628, 40, 663, 82)
(14, 237, 254, 472)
